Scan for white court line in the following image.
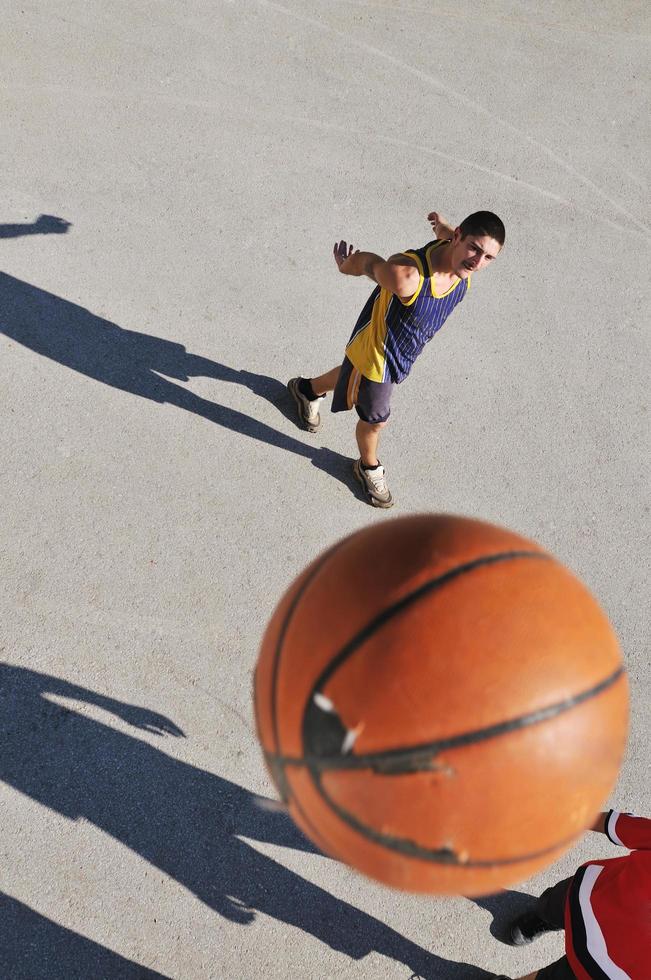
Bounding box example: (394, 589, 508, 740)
(282, 114, 650, 240)
(256, 0, 651, 239)
(285, 113, 571, 205)
(8, 2, 646, 234)
(81, 0, 650, 200)
(5, 80, 646, 241)
(274, 115, 650, 242)
(319, 0, 651, 44)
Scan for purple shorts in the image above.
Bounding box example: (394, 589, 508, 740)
(331, 357, 393, 424)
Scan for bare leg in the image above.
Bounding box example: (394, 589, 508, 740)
(310, 366, 341, 395)
(356, 419, 387, 467)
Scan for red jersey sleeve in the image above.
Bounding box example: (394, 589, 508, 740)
(605, 810, 651, 850)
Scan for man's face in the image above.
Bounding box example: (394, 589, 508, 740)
(450, 230, 502, 278)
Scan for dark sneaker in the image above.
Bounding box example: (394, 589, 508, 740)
(509, 910, 559, 946)
(352, 458, 394, 508)
(287, 377, 324, 433)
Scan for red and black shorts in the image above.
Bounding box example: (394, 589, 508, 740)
(331, 356, 393, 424)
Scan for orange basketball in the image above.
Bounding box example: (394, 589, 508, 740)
(253, 515, 629, 896)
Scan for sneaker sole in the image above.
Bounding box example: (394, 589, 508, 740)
(352, 461, 394, 508)
(287, 380, 321, 433)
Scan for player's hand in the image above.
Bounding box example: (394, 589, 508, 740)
(115, 705, 185, 736)
(427, 211, 454, 241)
(34, 214, 72, 233)
(333, 240, 357, 272)
(223, 898, 256, 924)
(427, 211, 444, 234)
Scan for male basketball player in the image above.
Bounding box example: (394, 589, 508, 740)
(496, 809, 651, 979)
(288, 210, 505, 507)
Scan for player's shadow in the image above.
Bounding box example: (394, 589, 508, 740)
(0, 215, 72, 238)
(0, 892, 170, 980)
(0, 663, 493, 980)
(0, 271, 358, 495)
(472, 889, 537, 944)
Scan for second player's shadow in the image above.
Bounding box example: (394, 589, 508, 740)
(472, 888, 537, 944)
(0, 891, 169, 980)
(0, 271, 360, 495)
(0, 663, 493, 979)
(0, 214, 72, 239)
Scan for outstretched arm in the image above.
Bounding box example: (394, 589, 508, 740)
(40, 671, 184, 736)
(600, 810, 651, 849)
(427, 211, 455, 240)
(591, 811, 608, 834)
(333, 240, 419, 299)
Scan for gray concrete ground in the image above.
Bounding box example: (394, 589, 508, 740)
(1, 1, 649, 977)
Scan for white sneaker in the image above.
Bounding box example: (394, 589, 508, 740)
(352, 458, 394, 508)
(287, 377, 324, 433)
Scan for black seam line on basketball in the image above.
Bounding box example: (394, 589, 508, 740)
(268, 541, 345, 755)
(305, 550, 550, 706)
(314, 777, 584, 868)
(270, 665, 625, 774)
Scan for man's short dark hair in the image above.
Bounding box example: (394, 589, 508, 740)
(459, 211, 505, 246)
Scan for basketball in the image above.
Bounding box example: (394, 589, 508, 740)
(253, 515, 629, 896)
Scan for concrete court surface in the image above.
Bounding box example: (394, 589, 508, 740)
(1, 1, 649, 977)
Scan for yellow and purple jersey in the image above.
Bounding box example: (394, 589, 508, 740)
(345, 239, 470, 384)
